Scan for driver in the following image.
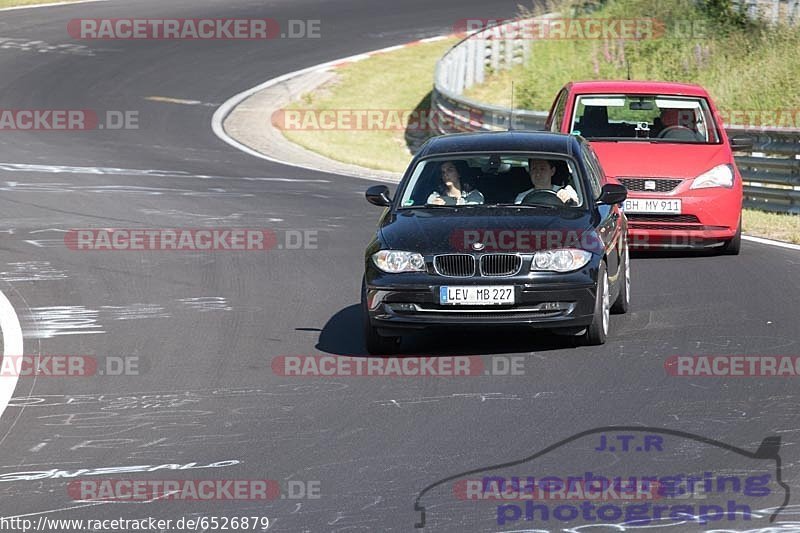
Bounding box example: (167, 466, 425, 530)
(515, 159, 579, 204)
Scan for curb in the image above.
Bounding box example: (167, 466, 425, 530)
(212, 34, 462, 183)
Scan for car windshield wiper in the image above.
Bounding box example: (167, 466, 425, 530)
(492, 203, 559, 209)
(399, 204, 455, 209)
(401, 204, 486, 209)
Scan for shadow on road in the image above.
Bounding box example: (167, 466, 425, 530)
(631, 248, 720, 260)
(316, 304, 587, 356)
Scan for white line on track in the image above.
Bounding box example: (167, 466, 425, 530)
(0, 163, 329, 182)
(742, 235, 800, 251)
(0, 0, 106, 12)
(0, 289, 24, 423)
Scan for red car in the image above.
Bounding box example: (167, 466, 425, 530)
(545, 81, 751, 254)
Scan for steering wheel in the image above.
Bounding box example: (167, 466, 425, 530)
(521, 189, 564, 207)
(657, 125, 700, 140)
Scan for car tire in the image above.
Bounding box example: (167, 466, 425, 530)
(361, 280, 401, 355)
(610, 241, 630, 314)
(721, 217, 742, 255)
(583, 260, 610, 346)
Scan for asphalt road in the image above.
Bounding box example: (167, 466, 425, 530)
(0, 1, 798, 532)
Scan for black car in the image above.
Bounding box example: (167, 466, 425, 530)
(362, 131, 629, 353)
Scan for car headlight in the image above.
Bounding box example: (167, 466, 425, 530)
(372, 250, 426, 273)
(690, 164, 734, 189)
(531, 249, 592, 272)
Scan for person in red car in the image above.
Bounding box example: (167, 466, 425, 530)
(545, 81, 747, 254)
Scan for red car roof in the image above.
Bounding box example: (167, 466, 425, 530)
(566, 80, 710, 97)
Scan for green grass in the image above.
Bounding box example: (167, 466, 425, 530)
(742, 209, 800, 244)
(466, 0, 800, 117)
(280, 39, 458, 173)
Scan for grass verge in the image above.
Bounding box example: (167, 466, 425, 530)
(280, 38, 457, 173)
(465, 0, 800, 115)
(742, 209, 800, 244)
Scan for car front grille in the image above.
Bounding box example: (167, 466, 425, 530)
(627, 214, 701, 223)
(480, 254, 522, 276)
(388, 303, 574, 321)
(433, 254, 476, 277)
(407, 310, 565, 320)
(629, 224, 715, 231)
(619, 177, 682, 193)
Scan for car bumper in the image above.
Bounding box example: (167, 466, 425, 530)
(365, 278, 597, 332)
(624, 185, 741, 249)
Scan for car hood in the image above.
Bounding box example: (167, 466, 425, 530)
(380, 207, 596, 254)
(590, 141, 731, 179)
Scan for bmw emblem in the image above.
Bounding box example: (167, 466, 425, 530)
(472, 242, 485, 251)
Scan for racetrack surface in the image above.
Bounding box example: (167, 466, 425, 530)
(0, 1, 798, 531)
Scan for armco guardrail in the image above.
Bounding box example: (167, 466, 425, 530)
(734, 0, 799, 25)
(431, 18, 800, 214)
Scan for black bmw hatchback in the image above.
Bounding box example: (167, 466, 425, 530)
(362, 131, 629, 353)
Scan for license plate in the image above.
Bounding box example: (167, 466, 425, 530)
(623, 198, 682, 214)
(439, 286, 515, 305)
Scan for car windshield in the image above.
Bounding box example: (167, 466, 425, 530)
(570, 94, 721, 143)
(398, 154, 585, 209)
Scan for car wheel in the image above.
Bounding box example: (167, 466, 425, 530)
(610, 241, 630, 314)
(583, 260, 610, 346)
(361, 280, 401, 355)
(721, 217, 741, 255)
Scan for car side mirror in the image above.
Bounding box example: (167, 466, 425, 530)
(730, 136, 754, 151)
(366, 185, 393, 207)
(596, 183, 627, 205)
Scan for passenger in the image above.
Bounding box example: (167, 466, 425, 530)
(515, 159, 579, 205)
(427, 160, 484, 205)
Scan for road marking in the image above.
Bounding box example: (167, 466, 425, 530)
(0, 289, 24, 424)
(145, 96, 215, 106)
(0, 163, 329, 182)
(742, 235, 800, 251)
(370, 45, 404, 53)
(0, 0, 106, 12)
(28, 228, 68, 234)
(29, 442, 47, 452)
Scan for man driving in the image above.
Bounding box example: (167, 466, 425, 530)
(515, 158, 579, 205)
